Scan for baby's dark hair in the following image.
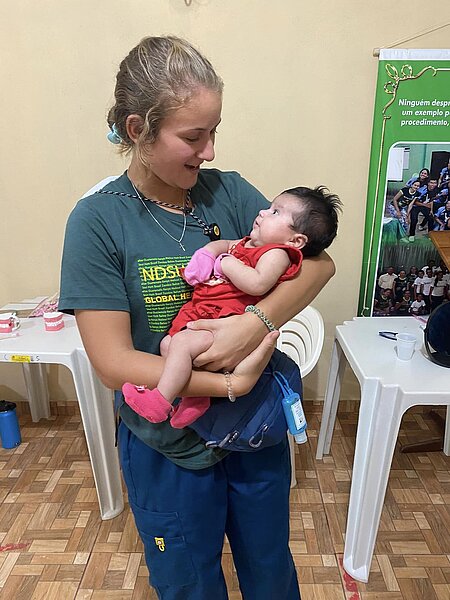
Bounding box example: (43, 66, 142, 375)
(282, 186, 342, 256)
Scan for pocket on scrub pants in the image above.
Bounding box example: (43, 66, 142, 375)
(131, 504, 197, 587)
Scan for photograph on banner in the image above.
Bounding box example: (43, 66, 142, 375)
(373, 142, 450, 317)
(358, 49, 450, 317)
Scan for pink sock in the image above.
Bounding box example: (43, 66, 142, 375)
(122, 383, 172, 423)
(170, 397, 211, 428)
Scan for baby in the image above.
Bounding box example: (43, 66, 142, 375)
(123, 185, 341, 427)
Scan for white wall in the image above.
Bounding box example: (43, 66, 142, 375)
(1, 1, 448, 403)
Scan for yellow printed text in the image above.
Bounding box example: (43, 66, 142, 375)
(141, 264, 184, 282)
(10, 355, 32, 363)
(145, 292, 192, 304)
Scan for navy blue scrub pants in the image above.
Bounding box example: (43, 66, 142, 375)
(118, 422, 301, 600)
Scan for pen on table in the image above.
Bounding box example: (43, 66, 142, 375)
(378, 331, 398, 340)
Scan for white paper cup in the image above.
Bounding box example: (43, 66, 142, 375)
(396, 333, 416, 360)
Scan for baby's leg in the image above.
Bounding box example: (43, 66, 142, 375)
(122, 329, 213, 425)
(159, 335, 171, 358)
(166, 329, 215, 429)
(158, 329, 213, 402)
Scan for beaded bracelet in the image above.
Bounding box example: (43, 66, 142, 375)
(223, 371, 236, 402)
(244, 305, 277, 332)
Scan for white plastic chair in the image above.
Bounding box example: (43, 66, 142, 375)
(82, 175, 120, 198)
(277, 306, 325, 487)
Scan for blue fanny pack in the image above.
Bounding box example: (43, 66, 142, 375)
(188, 348, 302, 451)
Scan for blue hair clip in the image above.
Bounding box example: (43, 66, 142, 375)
(107, 123, 122, 145)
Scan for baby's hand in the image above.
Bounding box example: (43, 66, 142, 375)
(183, 248, 215, 285)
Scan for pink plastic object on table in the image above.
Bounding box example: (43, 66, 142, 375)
(0, 312, 21, 334)
(44, 311, 65, 332)
(29, 294, 60, 318)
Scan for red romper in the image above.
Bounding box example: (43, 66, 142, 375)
(169, 237, 303, 335)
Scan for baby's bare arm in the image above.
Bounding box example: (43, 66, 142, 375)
(202, 240, 235, 256)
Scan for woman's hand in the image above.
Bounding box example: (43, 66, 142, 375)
(230, 330, 279, 396)
(187, 313, 268, 372)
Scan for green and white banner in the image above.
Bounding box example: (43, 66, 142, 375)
(359, 49, 450, 316)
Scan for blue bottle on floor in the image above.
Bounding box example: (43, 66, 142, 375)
(0, 401, 22, 449)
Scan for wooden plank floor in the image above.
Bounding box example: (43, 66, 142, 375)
(0, 400, 449, 599)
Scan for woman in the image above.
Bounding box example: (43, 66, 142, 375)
(388, 180, 421, 235)
(373, 288, 393, 316)
(59, 36, 334, 600)
(394, 269, 408, 301)
(406, 168, 429, 195)
(394, 290, 412, 316)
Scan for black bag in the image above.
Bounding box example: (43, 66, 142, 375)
(188, 349, 302, 451)
(424, 302, 450, 367)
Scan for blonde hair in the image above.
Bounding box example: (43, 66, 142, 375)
(107, 36, 223, 156)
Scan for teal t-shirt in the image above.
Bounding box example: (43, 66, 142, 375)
(59, 169, 269, 469)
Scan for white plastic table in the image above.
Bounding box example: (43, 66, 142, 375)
(316, 317, 450, 583)
(0, 316, 123, 520)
